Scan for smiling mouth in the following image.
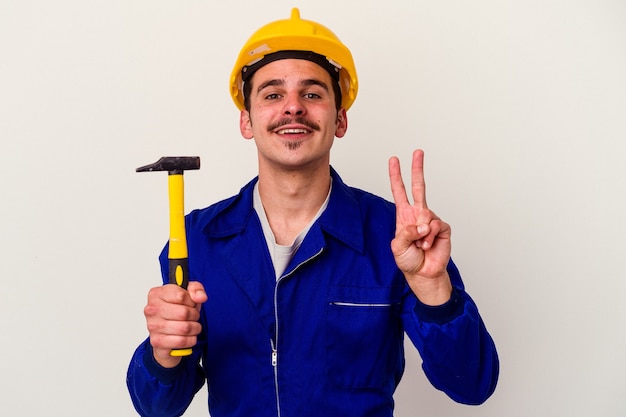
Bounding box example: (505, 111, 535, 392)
(268, 117, 321, 134)
(276, 128, 310, 135)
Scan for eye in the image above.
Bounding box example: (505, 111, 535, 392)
(265, 93, 282, 100)
(304, 92, 321, 99)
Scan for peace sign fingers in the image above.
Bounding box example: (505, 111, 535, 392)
(388, 149, 451, 273)
(388, 149, 431, 225)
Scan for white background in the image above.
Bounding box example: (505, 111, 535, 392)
(1, 0, 625, 416)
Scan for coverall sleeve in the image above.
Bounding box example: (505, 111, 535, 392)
(402, 259, 499, 405)
(126, 339, 205, 417)
(126, 244, 206, 417)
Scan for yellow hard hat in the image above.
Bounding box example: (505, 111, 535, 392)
(229, 8, 358, 111)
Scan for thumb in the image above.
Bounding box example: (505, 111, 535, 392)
(187, 281, 208, 306)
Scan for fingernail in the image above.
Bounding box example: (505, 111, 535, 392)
(417, 225, 426, 235)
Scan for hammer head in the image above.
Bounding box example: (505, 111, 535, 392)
(136, 156, 201, 174)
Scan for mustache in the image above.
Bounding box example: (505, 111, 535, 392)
(267, 117, 320, 133)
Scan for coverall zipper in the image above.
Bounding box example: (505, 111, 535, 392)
(271, 247, 324, 417)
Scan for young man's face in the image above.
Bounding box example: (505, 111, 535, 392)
(239, 59, 348, 172)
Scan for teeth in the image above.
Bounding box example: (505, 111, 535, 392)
(277, 128, 308, 134)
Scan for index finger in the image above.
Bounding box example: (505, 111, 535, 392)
(388, 155, 411, 209)
(411, 149, 428, 209)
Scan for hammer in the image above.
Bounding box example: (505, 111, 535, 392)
(136, 156, 201, 357)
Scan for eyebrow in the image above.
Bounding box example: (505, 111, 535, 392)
(301, 78, 330, 92)
(256, 78, 330, 95)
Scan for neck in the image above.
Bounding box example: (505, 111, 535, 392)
(257, 165, 331, 245)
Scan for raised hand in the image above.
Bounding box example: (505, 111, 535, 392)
(388, 149, 453, 305)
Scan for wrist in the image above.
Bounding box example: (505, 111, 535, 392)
(405, 272, 453, 306)
(152, 346, 183, 369)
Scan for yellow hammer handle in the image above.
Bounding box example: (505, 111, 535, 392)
(168, 174, 188, 262)
(167, 173, 193, 357)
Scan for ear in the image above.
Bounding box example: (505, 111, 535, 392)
(240, 110, 254, 139)
(334, 108, 348, 138)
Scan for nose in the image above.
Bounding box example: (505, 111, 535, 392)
(283, 94, 305, 116)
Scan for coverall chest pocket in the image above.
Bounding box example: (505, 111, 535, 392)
(325, 285, 403, 390)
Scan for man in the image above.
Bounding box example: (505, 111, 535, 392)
(127, 8, 498, 416)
